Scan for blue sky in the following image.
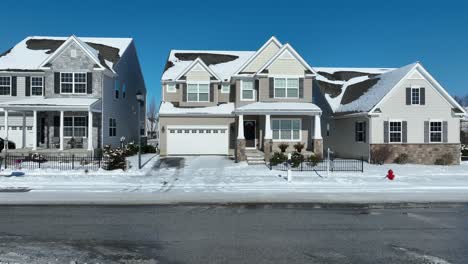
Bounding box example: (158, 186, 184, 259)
(1, 0, 467, 105)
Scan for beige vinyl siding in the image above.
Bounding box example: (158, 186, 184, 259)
(243, 41, 281, 73)
(371, 68, 460, 144)
(185, 67, 211, 81)
(179, 66, 218, 107)
(162, 83, 181, 103)
(268, 55, 306, 76)
(234, 79, 257, 107)
(324, 116, 369, 160)
(158, 116, 236, 155)
(217, 83, 231, 103)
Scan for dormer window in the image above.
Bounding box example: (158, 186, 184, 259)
(0, 77, 11, 96)
(60, 73, 87, 94)
(411, 88, 420, 105)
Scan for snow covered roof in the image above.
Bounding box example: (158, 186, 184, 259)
(158, 102, 235, 117)
(316, 63, 417, 113)
(234, 102, 321, 115)
(162, 50, 255, 82)
(0, 98, 101, 110)
(0, 36, 133, 72)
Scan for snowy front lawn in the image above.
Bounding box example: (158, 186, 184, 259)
(0, 155, 467, 194)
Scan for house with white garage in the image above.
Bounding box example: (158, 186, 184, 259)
(159, 37, 323, 163)
(159, 36, 466, 165)
(314, 63, 467, 165)
(0, 35, 146, 153)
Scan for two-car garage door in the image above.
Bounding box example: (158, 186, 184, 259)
(167, 125, 229, 155)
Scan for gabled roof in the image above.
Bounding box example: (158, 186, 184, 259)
(0, 36, 133, 72)
(162, 50, 255, 82)
(174, 57, 221, 81)
(256, 43, 316, 75)
(316, 62, 466, 116)
(233, 36, 282, 75)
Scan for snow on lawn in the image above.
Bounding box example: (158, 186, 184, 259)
(0, 155, 468, 194)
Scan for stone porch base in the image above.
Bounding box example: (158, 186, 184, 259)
(370, 144, 461, 165)
(236, 139, 246, 162)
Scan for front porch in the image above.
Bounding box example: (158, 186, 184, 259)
(233, 102, 323, 162)
(0, 98, 101, 153)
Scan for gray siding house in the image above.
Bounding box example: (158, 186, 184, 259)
(0, 35, 146, 153)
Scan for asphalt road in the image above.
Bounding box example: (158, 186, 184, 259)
(0, 205, 466, 263)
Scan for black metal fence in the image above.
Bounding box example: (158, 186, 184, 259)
(270, 157, 364, 172)
(1, 154, 107, 171)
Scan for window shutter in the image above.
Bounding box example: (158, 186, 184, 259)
(299, 78, 304, 98)
(406, 88, 411, 105)
(355, 122, 359, 142)
(402, 121, 408, 143)
(269, 78, 274, 98)
(182, 83, 187, 102)
(420, 88, 425, 105)
(383, 121, 389, 143)
(210, 83, 214, 102)
(25, 76, 31, 96)
(87, 72, 93, 94)
(11, 76, 17, 96)
(424, 121, 429, 143)
(54, 72, 60, 94)
(363, 121, 367, 143)
(443, 121, 448, 143)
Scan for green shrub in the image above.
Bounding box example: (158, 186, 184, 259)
(125, 143, 139, 156)
(291, 152, 304, 168)
(103, 145, 126, 170)
(308, 154, 322, 167)
(394, 153, 409, 164)
(270, 152, 287, 166)
(434, 153, 454, 165)
(462, 148, 468, 157)
(141, 145, 157, 154)
(278, 143, 289, 153)
(293, 142, 305, 153)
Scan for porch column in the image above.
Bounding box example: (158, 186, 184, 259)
(237, 114, 244, 139)
(88, 111, 93, 151)
(263, 114, 273, 161)
(22, 112, 26, 148)
(4, 110, 8, 150)
(32, 110, 37, 151)
(313, 114, 322, 139)
(59, 110, 64, 151)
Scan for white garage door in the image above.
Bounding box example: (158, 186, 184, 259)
(167, 125, 229, 155)
(0, 127, 34, 148)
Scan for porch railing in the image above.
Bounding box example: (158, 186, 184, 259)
(270, 156, 364, 172)
(1, 154, 107, 171)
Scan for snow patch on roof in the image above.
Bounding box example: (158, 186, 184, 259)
(0, 97, 99, 106)
(159, 102, 234, 116)
(162, 50, 255, 81)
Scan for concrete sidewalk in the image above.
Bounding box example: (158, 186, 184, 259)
(1, 190, 468, 205)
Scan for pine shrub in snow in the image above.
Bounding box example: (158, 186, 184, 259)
(103, 145, 126, 170)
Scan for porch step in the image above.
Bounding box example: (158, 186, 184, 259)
(245, 150, 265, 165)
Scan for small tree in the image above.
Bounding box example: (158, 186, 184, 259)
(103, 145, 126, 170)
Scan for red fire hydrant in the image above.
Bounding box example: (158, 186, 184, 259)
(386, 169, 395, 180)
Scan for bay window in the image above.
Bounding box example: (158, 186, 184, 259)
(272, 119, 301, 141)
(274, 78, 299, 98)
(187, 82, 209, 102)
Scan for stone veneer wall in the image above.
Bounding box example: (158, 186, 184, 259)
(236, 139, 246, 162)
(370, 144, 461, 165)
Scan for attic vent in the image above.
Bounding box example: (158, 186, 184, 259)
(71, 49, 77, 58)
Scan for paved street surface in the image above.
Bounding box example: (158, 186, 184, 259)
(0, 205, 466, 263)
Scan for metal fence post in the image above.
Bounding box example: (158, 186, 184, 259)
(4, 153, 7, 169)
(361, 156, 364, 172)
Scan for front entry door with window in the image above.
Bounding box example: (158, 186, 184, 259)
(244, 120, 256, 148)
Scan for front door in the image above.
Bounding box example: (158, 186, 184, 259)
(244, 120, 256, 148)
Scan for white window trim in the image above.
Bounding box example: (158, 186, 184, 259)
(240, 79, 255, 101)
(63, 116, 87, 138)
(187, 82, 210, 102)
(429, 119, 443, 143)
(274, 77, 299, 99)
(221, 83, 230, 94)
(356, 121, 366, 143)
(0, 76, 12, 96)
(60, 72, 87, 95)
(411, 87, 421, 105)
(271, 118, 302, 142)
(388, 120, 403, 143)
(109, 118, 117, 137)
(166, 83, 176, 93)
(30, 76, 44, 97)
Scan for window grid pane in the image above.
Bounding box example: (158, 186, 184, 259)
(0, 77, 11, 96)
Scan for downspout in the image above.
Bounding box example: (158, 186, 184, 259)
(368, 114, 372, 163)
